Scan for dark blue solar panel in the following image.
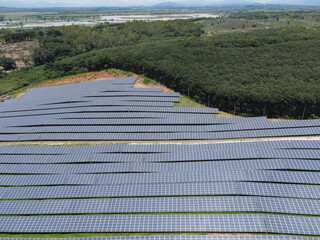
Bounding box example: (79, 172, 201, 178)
(265, 215, 320, 235)
(256, 197, 320, 215)
(238, 182, 320, 199)
(1, 182, 238, 200)
(0, 197, 258, 215)
(0, 236, 297, 240)
(0, 214, 266, 233)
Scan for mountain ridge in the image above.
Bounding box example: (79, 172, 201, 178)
(0, 0, 319, 9)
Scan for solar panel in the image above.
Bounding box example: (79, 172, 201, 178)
(1, 182, 238, 200)
(0, 197, 258, 215)
(0, 214, 266, 233)
(265, 215, 320, 235)
(256, 197, 320, 215)
(0, 236, 297, 240)
(238, 182, 320, 199)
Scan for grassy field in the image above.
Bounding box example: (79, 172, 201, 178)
(198, 11, 320, 34)
(174, 95, 207, 108)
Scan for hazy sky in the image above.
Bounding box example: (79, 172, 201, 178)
(0, 0, 317, 7)
(15, 0, 306, 4)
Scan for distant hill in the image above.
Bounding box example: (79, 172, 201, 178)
(0, 1, 319, 10)
(152, 2, 185, 8)
(151, 1, 259, 8)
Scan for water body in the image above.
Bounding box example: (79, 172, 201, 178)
(0, 13, 219, 28)
(100, 13, 219, 23)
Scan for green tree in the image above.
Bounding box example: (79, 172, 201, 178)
(0, 57, 16, 70)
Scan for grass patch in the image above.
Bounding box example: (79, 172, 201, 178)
(142, 76, 159, 85)
(174, 95, 207, 108)
(107, 68, 134, 77)
(0, 233, 221, 239)
(215, 111, 242, 118)
(2, 212, 320, 218)
(0, 233, 320, 239)
(0, 66, 46, 96)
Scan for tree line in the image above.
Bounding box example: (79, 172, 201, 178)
(2, 17, 320, 118)
(3, 30, 35, 43)
(42, 25, 320, 118)
(32, 20, 203, 65)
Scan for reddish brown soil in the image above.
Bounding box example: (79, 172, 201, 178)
(133, 77, 173, 93)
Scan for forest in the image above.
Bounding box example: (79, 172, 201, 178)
(0, 11, 320, 118)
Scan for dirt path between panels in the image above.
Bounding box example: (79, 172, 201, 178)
(1, 136, 320, 147)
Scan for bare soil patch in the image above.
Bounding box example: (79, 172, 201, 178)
(0, 41, 39, 68)
(215, 111, 243, 118)
(133, 77, 173, 93)
(268, 118, 294, 122)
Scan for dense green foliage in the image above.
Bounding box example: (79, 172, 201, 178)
(42, 26, 320, 118)
(0, 66, 45, 95)
(109, 27, 320, 118)
(3, 30, 35, 43)
(32, 20, 203, 65)
(0, 57, 16, 70)
(2, 11, 320, 119)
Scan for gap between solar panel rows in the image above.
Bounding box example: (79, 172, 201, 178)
(0, 139, 318, 153)
(2, 147, 319, 163)
(1, 128, 320, 141)
(0, 139, 318, 154)
(0, 236, 318, 240)
(2, 214, 320, 235)
(0, 196, 320, 217)
(1, 170, 320, 186)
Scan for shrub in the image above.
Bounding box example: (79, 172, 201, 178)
(0, 57, 16, 70)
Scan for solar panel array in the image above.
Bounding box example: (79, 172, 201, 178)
(1, 78, 320, 141)
(0, 237, 317, 240)
(2, 78, 320, 239)
(0, 140, 320, 237)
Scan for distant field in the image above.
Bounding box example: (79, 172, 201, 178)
(0, 11, 59, 19)
(197, 11, 320, 34)
(0, 11, 219, 28)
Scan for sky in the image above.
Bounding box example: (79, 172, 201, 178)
(0, 0, 318, 8)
